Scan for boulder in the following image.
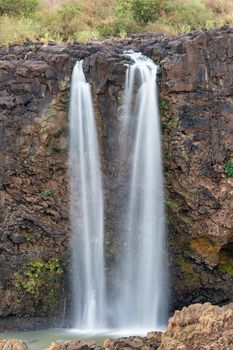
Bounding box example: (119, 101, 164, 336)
(103, 333, 162, 350)
(158, 303, 233, 350)
(0, 339, 29, 350)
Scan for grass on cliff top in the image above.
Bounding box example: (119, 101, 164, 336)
(0, 0, 233, 45)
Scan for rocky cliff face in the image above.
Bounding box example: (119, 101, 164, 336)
(0, 27, 232, 329)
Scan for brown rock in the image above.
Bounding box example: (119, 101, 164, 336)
(146, 332, 162, 348)
(0, 339, 29, 350)
(103, 339, 113, 349)
(48, 340, 102, 350)
(158, 303, 233, 350)
(110, 334, 162, 350)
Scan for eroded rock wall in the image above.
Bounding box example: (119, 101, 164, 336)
(141, 28, 233, 309)
(0, 42, 94, 328)
(0, 27, 232, 328)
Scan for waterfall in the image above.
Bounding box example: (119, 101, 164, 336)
(68, 55, 167, 333)
(69, 61, 106, 330)
(116, 52, 168, 329)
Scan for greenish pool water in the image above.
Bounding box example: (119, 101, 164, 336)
(0, 329, 106, 350)
(0, 327, 152, 349)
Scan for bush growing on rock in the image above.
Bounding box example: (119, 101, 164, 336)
(224, 161, 233, 178)
(41, 188, 53, 197)
(16, 258, 64, 313)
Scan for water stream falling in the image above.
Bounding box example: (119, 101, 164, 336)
(69, 61, 106, 330)
(116, 52, 168, 329)
(69, 55, 167, 333)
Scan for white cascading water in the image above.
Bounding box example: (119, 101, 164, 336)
(69, 61, 106, 330)
(116, 52, 168, 330)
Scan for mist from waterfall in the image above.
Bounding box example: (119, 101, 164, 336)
(116, 52, 168, 329)
(69, 61, 106, 330)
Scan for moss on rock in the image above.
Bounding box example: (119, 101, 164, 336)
(16, 258, 64, 314)
(218, 243, 233, 276)
(190, 236, 222, 266)
(176, 256, 201, 288)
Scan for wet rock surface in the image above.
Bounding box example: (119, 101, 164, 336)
(0, 27, 233, 328)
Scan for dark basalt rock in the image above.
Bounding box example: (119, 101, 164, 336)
(0, 26, 233, 329)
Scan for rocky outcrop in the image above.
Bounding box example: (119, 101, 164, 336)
(143, 28, 233, 310)
(106, 333, 162, 350)
(0, 27, 233, 327)
(158, 303, 233, 350)
(0, 339, 29, 350)
(48, 333, 162, 350)
(48, 340, 103, 350)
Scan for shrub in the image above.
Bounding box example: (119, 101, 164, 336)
(172, 0, 213, 30)
(56, 2, 80, 33)
(26, 234, 33, 243)
(163, 116, 179, 130)
(0, 0, 39, 17)
(131, 0, 172, 24)
(0, 15, 40, 44)
(224, 161, 233, 178)
(99, 14, 141, 36)
(35, 2, 82, 40)
(117, 0, 173, 24)
(41, 188, 53, 197)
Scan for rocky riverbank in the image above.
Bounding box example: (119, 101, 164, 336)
(1, 303, 233, 350)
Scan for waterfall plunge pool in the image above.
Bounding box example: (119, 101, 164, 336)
(0, 328, 105, 350)
(0, 327, 166, 350)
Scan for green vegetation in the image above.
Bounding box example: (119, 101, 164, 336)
(41, 188, 53, 197)
(165, 198, 179, 210)
(0, 0, 39, 16)
(16, 258, 64, 312)
(117, 0, 174, 24)
(224, 161, 233, 178)
(51, 92, 69, 111)
(26, 234, 34, 243)
(218, 243, 233, 276)
(163, 116, 179, 130)
(163, 150, 171, 159)
(218, 261, 233, 275)
(104, 231, 115, 258)
(180, 215, 191, 224)
(176, 256, 201, 287)
(0, 0, 232, 44)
